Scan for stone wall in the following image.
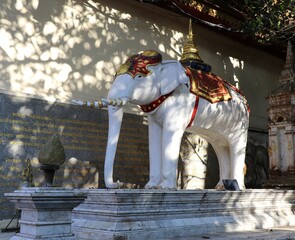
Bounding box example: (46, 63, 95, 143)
(0, 93, 149, 219)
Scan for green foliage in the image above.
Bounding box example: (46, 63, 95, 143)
(226, 0, 295, 43)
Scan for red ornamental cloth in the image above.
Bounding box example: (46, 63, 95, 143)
(185, 67, 232, 103)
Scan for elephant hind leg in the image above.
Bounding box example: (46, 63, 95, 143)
(229, 133, 248, 190)
(211, 142, 231, 190)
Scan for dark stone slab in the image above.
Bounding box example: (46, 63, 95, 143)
(0, 93, 149, 220)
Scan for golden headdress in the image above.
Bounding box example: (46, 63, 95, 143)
(116, 50, 162, 78)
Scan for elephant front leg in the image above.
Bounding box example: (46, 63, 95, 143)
(144, 117, 162, 189)
(230, 133, 248, 190)
(159, 129, 184, 189)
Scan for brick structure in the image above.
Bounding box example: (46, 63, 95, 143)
(266, 41, 295, 188)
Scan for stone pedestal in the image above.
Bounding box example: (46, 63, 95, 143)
(5, 188, 87, 240)
(72, 189, 295, 240)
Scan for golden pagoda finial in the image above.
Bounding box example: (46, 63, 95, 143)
(188, 18, 193, 39)
(180, 18, 202, 62)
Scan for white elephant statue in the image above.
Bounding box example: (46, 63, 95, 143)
(74, 50, 249, 190)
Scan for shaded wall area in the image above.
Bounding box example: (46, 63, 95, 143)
(179, 130, 270, 190)
(179, 133, 219, 189)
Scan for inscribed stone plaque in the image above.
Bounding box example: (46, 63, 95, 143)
(0, 93, 149, 219)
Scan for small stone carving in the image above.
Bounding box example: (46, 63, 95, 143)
(38, 133, 65, 186)
(21, 158, 33, 188)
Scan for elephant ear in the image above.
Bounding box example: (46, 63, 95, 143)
(159, 60, 188, 95)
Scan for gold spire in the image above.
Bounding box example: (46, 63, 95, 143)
(180, 19, 202, 62)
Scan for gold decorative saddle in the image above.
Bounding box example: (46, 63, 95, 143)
(185, 66, 232, 103)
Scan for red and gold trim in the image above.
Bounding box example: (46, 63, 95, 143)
(185, 66, 250, 113)
(116, 50, 162, 79)
(185, 66, 232, 104)
(224, 81, 250, 113)
(187, 95, 199, 128)
(140, 91, 174, 113)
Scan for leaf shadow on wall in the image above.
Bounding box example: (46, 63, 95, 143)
(0, 0, 186, 192)
(0, 0, 187, 108)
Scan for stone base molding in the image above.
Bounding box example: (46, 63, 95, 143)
(72, 189, 295, 240)
(5, 187, 86, 240)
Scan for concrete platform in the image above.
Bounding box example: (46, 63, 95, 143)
(2, 227, 295, 240)
(72, 189, 295, 240)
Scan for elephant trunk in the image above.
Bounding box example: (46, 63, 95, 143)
(104, 106, 124, 188)
(72, 97, 130, 109)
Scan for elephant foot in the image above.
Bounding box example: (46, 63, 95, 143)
(238, 181, 246, 190)
(156, 186, 177, 190)
(215, 181, 245, 191)
(144, 178, 161, 189)
(215, 184, 225, 191)
(105, 180, 123, 189)
(157, 180, 177, 190)
(144, 184, 157, 189)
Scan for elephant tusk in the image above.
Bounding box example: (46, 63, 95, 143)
(102, 97, 130, 107)
(72, 99, 84, 105)
(116, 97, 130, 106)
(72, 99, 108, 109)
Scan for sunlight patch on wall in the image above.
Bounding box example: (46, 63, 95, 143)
(0, 0, 186, 105)
(229, 56, 245, 88)
(43, 22, 58, 35)
(95, 61, 116, 84)
(0, 29, 16, 60)
(158, 43, 165, 52)
(19, 106, 33, 116)
(140, 39, 147, 46)
(229, 56, 244, 70)
(8, 140, 24, 158)
(170, 30, 184, 59)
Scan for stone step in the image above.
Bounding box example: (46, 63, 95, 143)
(72, 189, 295, 240)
